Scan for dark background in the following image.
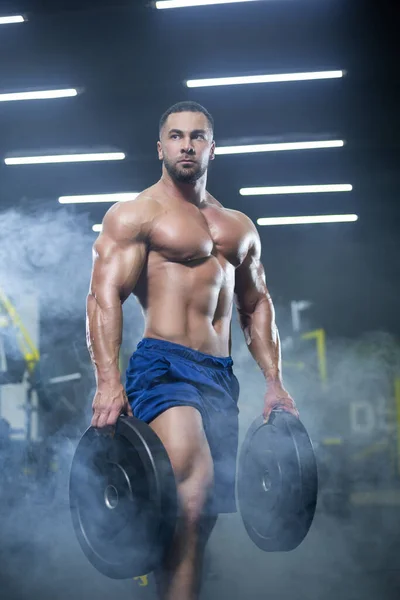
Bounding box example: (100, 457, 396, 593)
(0, 0, 398, 338)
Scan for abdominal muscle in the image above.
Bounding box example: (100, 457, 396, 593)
(136, 253, 235, 357)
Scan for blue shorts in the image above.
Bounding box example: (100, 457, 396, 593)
(125, 338, 240, 514)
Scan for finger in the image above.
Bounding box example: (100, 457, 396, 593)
(91, 411, 100, 428)
(277, 399, 296, 412)
(106, 409, 121, 427)
(263, 407, 272, 423)
(264, 404, 297, 422)
(96, 411, 110, 430)
(122, 392, 133, 417)
(270, 404, 285, 414)
(264, 402, 282, 418)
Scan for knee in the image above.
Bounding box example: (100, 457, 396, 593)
(178, 465, 214, 525)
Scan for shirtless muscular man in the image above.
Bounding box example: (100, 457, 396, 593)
(86, 101, 298, 600)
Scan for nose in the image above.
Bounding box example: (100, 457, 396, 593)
(180, 138, 195, 155)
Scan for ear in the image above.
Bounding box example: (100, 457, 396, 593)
(210, 140, 216, 161)
(157, 141, 163, 161)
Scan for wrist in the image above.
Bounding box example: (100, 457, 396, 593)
(265, 374, 283, 387)
(96, 371, 122, 386)
(265, 379, 288, 396)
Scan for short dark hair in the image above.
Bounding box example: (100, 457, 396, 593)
(159, 101, 214, 136)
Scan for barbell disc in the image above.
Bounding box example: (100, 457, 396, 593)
(69, 416, 177, 579)
(237, 410, 318, 552)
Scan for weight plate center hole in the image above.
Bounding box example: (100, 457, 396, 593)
(104, 485, 119, 510)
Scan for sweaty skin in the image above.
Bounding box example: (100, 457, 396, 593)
(86, 112, 297, 427)
(86, 188, 295, 420)
(86, 108, 298, 600)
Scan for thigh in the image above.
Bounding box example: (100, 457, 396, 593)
(149, 406, 213, 482)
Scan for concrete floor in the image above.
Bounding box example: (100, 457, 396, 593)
(0, 494, 399, 600)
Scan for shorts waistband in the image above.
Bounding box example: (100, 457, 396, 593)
(137, 338, 233, 370)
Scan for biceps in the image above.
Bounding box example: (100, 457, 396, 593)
(90, 240, 146, 304)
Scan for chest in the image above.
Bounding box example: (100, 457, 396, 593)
(150, 207, 246, 267)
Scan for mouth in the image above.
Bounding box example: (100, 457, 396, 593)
(179, 159, 196, 164)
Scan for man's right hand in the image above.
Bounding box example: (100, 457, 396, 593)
(91, 381, 133, 429)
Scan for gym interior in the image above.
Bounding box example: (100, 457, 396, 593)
(0, 1, 399, 599)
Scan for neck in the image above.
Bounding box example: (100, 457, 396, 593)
(160, 166, 207, 207)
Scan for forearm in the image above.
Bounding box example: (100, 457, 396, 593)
(239, 296, 283, 386)
(86, 292, 123, 385)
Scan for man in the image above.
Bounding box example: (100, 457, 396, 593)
(86, 101, 298, 600)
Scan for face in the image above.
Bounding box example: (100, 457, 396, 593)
(157, 111, 215, 184)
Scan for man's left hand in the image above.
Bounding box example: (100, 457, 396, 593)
(263, 383, 299, 422)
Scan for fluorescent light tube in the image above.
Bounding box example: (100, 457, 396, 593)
(157, 0, 260, 8)
(0, 89, 78, 102)
(257, 214, 359, 226)
(5, 153, 125, 165)
(187, 70, 344, 88)
(0, 16, 25, 24)
(215, 140, 344, 155)
(240, 184, 353, 195)
(59, 193, 139, 204)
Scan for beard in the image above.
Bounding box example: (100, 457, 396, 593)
(163, 156, 208, 184)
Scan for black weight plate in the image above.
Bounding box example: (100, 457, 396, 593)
(237, 411, 318, 552)
(69, 416, 177, 579)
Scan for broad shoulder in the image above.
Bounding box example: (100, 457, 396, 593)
(206, 193, 253, 226)
(225, 209, 261, 258)
(224, 207, 258, 234)
(100, 186, 163, 243)
(206, 195, 260, 245)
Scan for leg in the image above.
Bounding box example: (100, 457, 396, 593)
(193, 515, 218, 595)
(149, 406, 217, 600)
(154, 514, 218, 599)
